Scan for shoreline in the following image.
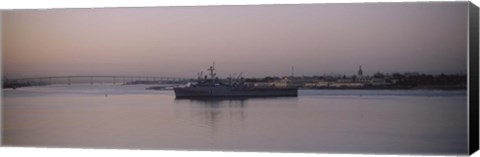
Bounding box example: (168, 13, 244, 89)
(301, 87, 466, 91)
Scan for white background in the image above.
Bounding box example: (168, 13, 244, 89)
(0, 0, 478, 157)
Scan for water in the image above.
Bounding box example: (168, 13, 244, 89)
(2, 85, 468, 155)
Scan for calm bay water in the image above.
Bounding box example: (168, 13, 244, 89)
(2, 85, 468, 155)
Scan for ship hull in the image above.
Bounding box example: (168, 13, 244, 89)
(174, 86, 298, 98)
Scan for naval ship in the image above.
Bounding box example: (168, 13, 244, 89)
(173, 63, 298, 98)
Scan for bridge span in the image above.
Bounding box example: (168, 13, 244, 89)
(4, 75, 190, 85)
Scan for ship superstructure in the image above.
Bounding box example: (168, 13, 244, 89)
(173, 63, 298, 98)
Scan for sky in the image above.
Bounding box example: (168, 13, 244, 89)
(1, 2, 469, 78)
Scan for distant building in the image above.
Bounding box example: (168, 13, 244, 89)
(369, 78, 389, 86)
(304, 80, 330, 88)
(253, 82, 272, 87)
(271, 76, 314, 88)
(272, 81, 288, 88)
(330, 82, 365, 88)
(356, 77, 370, 83)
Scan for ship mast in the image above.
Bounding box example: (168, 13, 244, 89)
(208, 62, 216, 80)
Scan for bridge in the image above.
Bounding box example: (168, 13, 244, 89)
(4, 75, 190, 86)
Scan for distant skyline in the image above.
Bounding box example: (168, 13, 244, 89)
(2, 2, 469, 78)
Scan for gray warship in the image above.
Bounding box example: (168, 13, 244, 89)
(173, 63, 298, 98)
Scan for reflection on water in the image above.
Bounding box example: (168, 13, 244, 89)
(173, 97, 299, 140)
(2, 85, 468, 155)
(174, 98, 249, 143)
(174, 96, 299, 106)
(175, 97, 250, 106)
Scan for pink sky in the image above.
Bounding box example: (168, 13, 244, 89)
(2, 2, 469, 78)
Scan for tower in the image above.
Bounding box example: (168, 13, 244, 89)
(358, 65, 363, 77)
(291, 66, 294, 77)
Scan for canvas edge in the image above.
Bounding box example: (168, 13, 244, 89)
(469, 1, 479, 155)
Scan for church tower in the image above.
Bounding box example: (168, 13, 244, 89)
(358, 65, 363, 77)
